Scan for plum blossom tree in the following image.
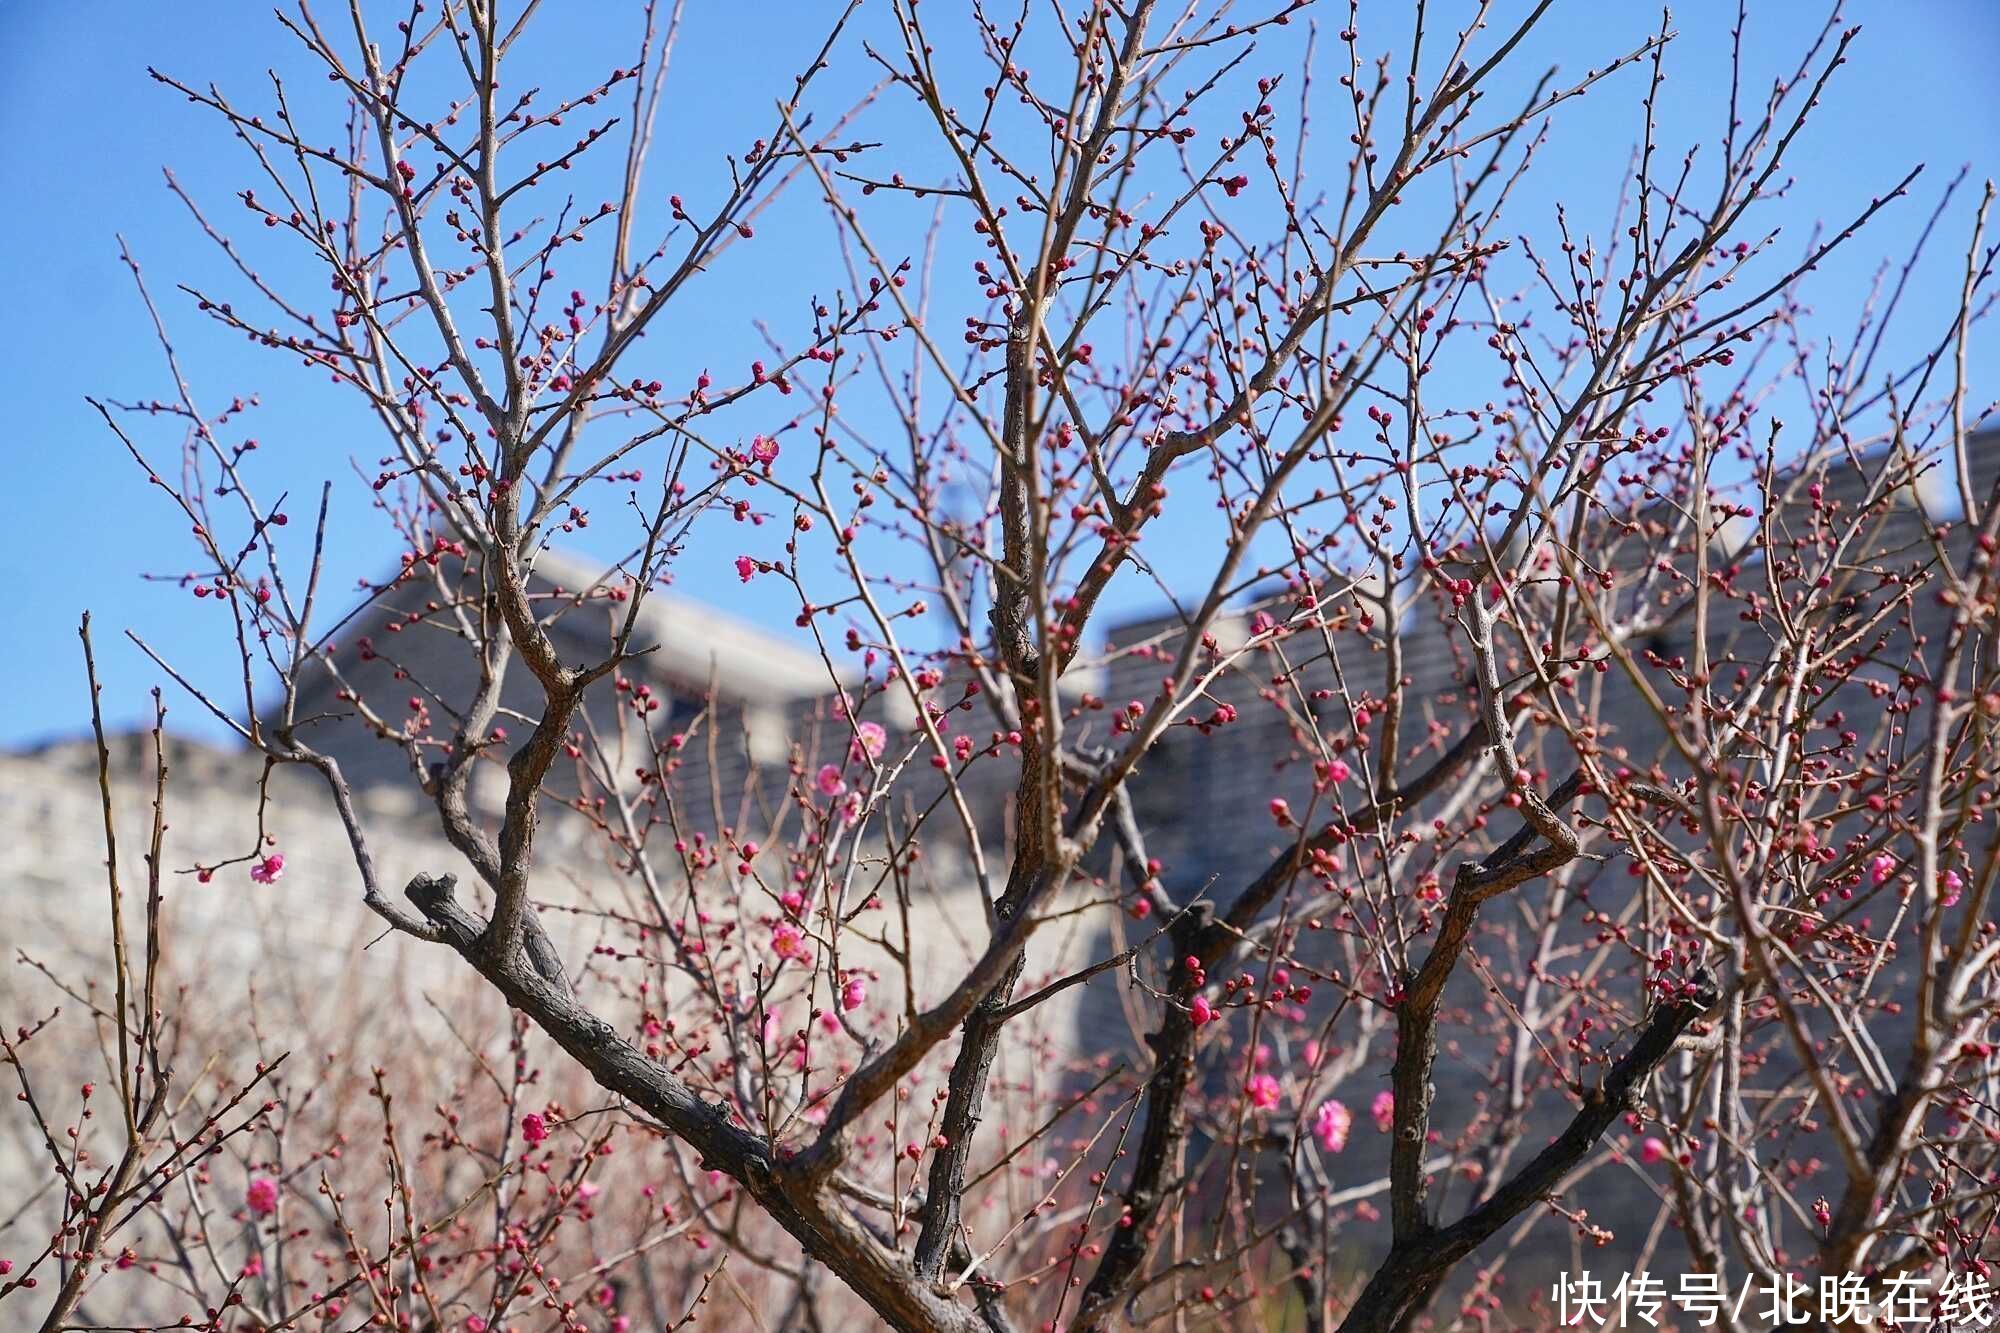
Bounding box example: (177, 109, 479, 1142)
(7, 1, 2000, 1330)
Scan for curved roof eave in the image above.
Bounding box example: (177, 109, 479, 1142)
(525, 547, 846, 701)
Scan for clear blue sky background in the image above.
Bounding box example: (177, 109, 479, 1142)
(2, 1, 1994, 748)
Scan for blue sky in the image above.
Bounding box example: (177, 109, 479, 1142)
(2, 1, 1994, 747)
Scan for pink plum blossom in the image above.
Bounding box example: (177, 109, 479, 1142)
(841, 976, 867, 1011)
(1371, 1090, 1395, 1132)
(816, 763, 847, 796)
(249, 853, 286, 884)
(246, 1175, 279, 1216)
(1313, 1100, 1352, 1154)
(1246, 1074, 1281, 1110)
(850, 720, 887, 762)
(735, 555, 756, 583)
(521, 1112, 549, 1145)
(1640, 1137, 1669, 1164)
